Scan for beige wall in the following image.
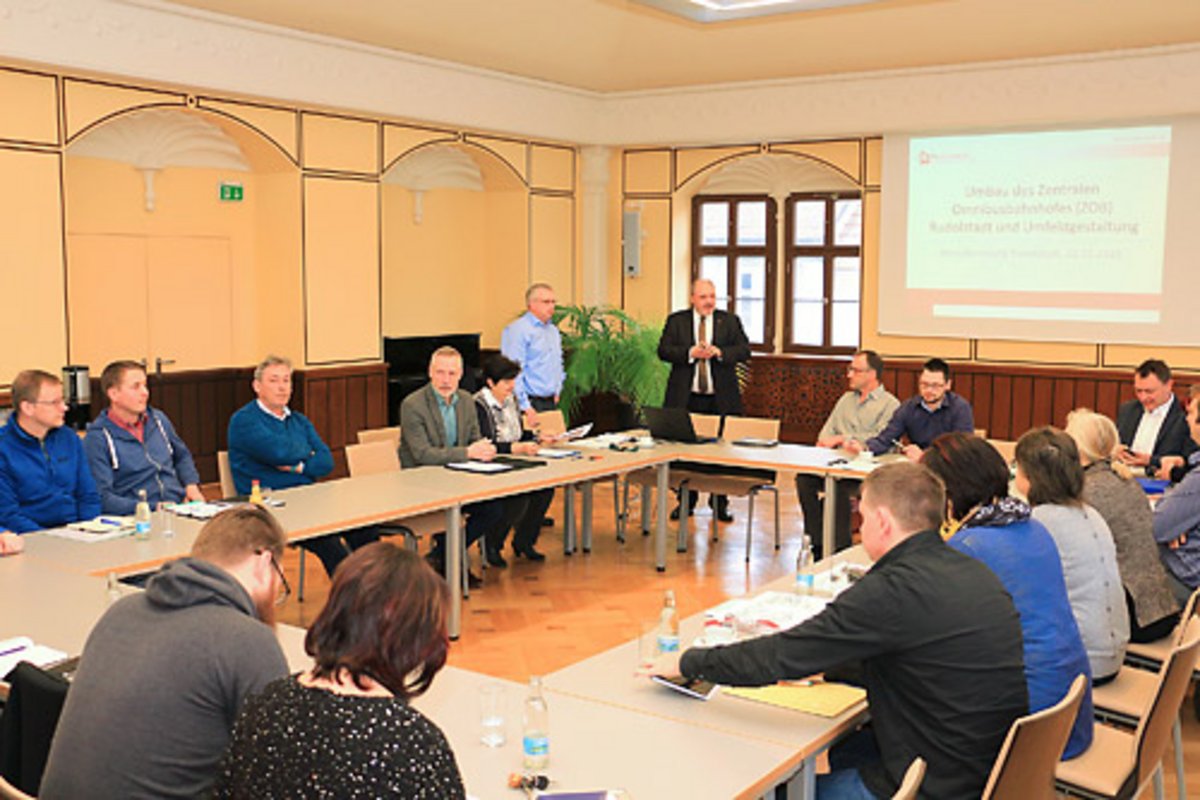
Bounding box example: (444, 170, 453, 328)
(0, 62, 578, 386)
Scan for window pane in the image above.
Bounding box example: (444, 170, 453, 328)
(736, 201, 767, 246)
(736, 256, 766, 343)
(700, 202, 729, 246)
(791, 301, 823, 346)
(699, 256, 729, 309)
(832, 301, 860, 348)
(832, 257, 860, 302)
(792, 257, 824, 301)
(737, 299, 765, 343)
(834, 199, 862, 246)
(792, 200, 826, 246)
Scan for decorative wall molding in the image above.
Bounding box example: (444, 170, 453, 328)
(0, 2, 1197, 148)
(382, 144, 484, 224)
(579, 145, 611, 305)
(68, 106, 249, 209)
(697, 153, 858, 197)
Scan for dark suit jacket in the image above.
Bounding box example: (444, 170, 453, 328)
(658, 308, 751, 415)
(399, 384, 482, 468)
(1116, 396, 1194, 472)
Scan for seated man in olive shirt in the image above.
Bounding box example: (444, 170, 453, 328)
(646, 462, 1028, 799)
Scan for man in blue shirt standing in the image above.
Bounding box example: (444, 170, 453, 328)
(0, 369, 101, 532)
(501, 283, 563, 426)
(228, 355, 378, 576)
(849, 357, 975, 460)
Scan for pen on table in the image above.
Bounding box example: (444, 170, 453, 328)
(98, 517, 124, 527)
(0, 643, 28, 658)
(891, 439, 904, 451)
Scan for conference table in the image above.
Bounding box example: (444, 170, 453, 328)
(17, 438, 872, 640)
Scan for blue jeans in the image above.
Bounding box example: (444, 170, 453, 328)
(816, 728, 883, 800)
(816, 769, 877, 800)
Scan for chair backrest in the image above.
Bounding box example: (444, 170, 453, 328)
(1134, 616, 1200, 787)
(535, 409, 567, 437)
(345, 440, 401, 477)
(974, 428, 989, 439)
(722, 415, 780, 441)
(357, 426, 401, 448)
(217, 450, 236, 498)
(988, 439, 1017, 464)
(0, 662, 70, 796)
(0, 775, 34, 800)
(1171, 587, 1200, 647)
(980, 673, 1088, 800)
(690, 413, 721, 439)
(891, 757, 926, 800)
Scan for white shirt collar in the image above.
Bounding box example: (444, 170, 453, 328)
(257, 399, 291, 420)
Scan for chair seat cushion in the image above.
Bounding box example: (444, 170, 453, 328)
(1055, 722, 1135, 796)
(1092, 667, 1157, 720)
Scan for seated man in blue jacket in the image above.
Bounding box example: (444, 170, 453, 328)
(848, 357, 975, 461)
(85, 360, 205, 514)
(227, 355, 378, 576)
(0, 369, 101, 532)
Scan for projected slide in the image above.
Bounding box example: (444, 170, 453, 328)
(879, 119, 1200, 345)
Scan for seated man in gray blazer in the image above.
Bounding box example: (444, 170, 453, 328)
(400, 346, 506, 585)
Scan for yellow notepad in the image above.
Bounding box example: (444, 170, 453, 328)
(724, 681, 866, 718)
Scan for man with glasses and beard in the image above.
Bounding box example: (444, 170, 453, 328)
(41, 506, 290, 800)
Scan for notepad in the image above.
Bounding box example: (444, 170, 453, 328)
(0, 636, 69, 680)
(724, 681, 866, 718)
(446, 461, 513, 473)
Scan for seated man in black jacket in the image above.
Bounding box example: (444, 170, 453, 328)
(645, 462, 1028, 799)
(1117, 359, 1193, 477)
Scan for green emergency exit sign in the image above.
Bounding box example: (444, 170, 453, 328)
(219, 182, 244, 202)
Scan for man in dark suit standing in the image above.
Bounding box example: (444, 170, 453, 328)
(1116, 359, 1194, 478)
(658, 278, 752, 520)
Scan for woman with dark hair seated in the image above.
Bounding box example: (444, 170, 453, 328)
(213, 543, 465, 799)
(475, 354, 555, 565)
(1016, 426, 1130, 683)
(922, 432, 1093, 759)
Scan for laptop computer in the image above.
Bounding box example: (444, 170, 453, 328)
(642, 406, 719, 444)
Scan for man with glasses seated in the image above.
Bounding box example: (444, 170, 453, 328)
(41, 506, 290, 800)
(848, 357, 975, 461)
(0, 369, 100, 532)
(797, 349, 899, 557)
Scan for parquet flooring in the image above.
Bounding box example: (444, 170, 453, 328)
(275, 474, 1200, 795)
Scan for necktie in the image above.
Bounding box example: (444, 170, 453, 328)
(698, 315, 710, 394)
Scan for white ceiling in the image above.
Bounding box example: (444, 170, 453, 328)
(163, 0, 1200, 92)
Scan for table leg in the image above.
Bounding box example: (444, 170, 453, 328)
(446, 504, 462, 640)
(655, 461, 669, 572)
(581, 481, 593, 553)
(563, 485, 576, 555)
(822, 473, 837, 560)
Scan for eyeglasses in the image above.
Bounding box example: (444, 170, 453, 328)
(257, 549, 292, 606)
(918, 381, 946, 390)
(29, 397, 67, 406)
(846, 366, 870, 374)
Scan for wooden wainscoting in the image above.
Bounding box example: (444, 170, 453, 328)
(743, 355, 1197, 445)
(298, 362, 389, 479)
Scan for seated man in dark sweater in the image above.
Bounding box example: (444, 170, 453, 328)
(41, 506, 290, 800)
(851, 357, 975, 461)
(647, 462, 1028, 799)
(227, 355, 378, 576)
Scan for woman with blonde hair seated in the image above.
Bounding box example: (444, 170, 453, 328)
(1065, 408, 1180, 642)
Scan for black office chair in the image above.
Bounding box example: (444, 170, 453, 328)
(0, 662, 70, 796)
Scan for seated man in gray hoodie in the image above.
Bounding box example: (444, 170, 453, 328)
(40, 505, 290, 800)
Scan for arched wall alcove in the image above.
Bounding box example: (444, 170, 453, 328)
(63, 106, 302, 372)
(669, 151, 862, 351)
(381, 141, 530, 347)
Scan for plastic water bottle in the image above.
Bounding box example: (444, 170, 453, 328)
(522, 676, 550, 770)
(795, 535, 815, 595)
(656, 589, 680, 654)
(134, 489, 152, 540)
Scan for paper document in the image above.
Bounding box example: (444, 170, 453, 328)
(549, 423, 593, 442)
(0, 636, 69, 679)
(446, 461, 513, 473)
(537, 447, 582, 459)
(169, 501, 232, 520)
(724, 682, 866, 718)
(54, 517, 135, 543)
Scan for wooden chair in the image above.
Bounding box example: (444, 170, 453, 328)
(216, 450, 236, 499)
(1090, 589, 1200, 800)
(987, 439, 1017, 464)
(534, 409, 625, 546)
(672, 415, 782, 562)
(0, 776, 34, 800)
(891, 758, 926, 800)
(1055, 617, 1200, 799)
(356, 426, 400, 448)
(981, 674, 1087, 800)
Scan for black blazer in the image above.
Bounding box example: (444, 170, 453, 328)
(657, 308, 751, 415)
(1116, 396, 1194, 472)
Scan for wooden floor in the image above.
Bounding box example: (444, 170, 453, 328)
(276, 475, 1200, 795)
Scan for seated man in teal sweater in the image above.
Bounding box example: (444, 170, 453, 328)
(227, 355, 378, 576)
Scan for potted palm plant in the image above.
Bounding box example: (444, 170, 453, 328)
(553, 304, 668, 432)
